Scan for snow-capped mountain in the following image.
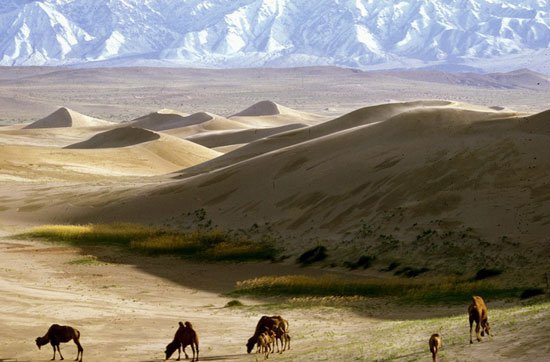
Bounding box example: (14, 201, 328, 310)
(0, 0, 548, 72)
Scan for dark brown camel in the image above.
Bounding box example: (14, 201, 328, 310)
(246, 315, 289, 354)
(165, 321, 199, 361)
(35, 324, 83, 362)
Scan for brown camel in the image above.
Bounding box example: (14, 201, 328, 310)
(468, 295, 491, 343)
(246, 315, 289, 354)
(165, 321, 199, 361)
(428, 333, 441, 362)
(35, 324, 83, 362)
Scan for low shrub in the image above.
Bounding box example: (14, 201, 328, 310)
(297, 246, 327, 265)
(394, 266, 430, 278)
(224, 299, 244, 307)
(380, 261, 400, 272)
(474, 268, 503, 280)
(520, 288, 545, 299)
(344, 255, 376, 270)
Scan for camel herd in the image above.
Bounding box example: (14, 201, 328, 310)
(35, 296, 491, 361)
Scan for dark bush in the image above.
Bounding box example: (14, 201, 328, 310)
(297, 246, 327, 265)
(394, 266, 430, 278)
(474, 268, 502, 280)
(520, 288, 545, 299)
(380, 261, 400, 272)
(344, 255, 376, 270)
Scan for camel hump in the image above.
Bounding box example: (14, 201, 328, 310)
(184, 321, 193, 329)
(178, 321, 184, 327)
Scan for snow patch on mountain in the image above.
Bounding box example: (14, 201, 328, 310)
(0, 0, 548, 72)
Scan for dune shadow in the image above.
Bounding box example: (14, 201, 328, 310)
(12, 241, 531, 321)
(78, 244, 325, 299)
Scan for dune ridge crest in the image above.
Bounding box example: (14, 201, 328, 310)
(24, 107, 113, 129)
(65, 127, 161, 149)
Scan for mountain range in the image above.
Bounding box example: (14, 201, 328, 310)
(0, 0, 548, 72)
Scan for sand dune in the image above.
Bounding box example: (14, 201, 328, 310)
(59, 103, 550, 277)
(186, 123, 307, 148)
(179, 100, 461, 176)
(66, 127, 161, 149)
(0, 127, 220, 181)
(129, 109, 251, 139)
(229, 100, 326, 127)
(1, 100, 549, 278)
(127, 109, 191, 130)
(24, 107, 114, 129)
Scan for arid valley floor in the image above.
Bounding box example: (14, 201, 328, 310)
(0, 66, 549, 361)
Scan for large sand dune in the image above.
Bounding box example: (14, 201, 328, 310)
(53, 103, 549, 277)
(0, 127, 220, 181)
(24, 107, 114, 129)
(229, 100, 326, 127)
(178, 100, 466, 176)
(65, 127, 161, 149)
(0, 100, 549, 278)
(186, 123, 307, 148)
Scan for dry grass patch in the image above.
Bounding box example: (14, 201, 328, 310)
(231, 275, 521, 304)
(20, 224, 278, 262)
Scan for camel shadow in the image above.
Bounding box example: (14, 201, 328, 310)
(139, 354, 247, 362)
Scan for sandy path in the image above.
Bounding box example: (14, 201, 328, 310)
(0, 239, 548, 362)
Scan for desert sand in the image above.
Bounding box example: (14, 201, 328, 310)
(0, 236, 548, 361)
(0, 66, 549, 361)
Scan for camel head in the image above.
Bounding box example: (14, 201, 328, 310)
(35, 336, 48, 349)
(246, 336, 256, 353)
(164, 340, 179, 360)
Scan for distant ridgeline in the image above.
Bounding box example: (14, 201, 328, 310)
(0, 0, 548, 72)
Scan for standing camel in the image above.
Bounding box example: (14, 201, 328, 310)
(468, 295, 491, 343)
(36, 324, 83, 361)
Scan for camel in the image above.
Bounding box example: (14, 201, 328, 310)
(428, 334, 441, 362)
(256, 330, 276, 359)
(246, 316, 289, 354)
(35, 324, 83, 362)
(468, 295, 491, 343)
(165, 321, 199, 361)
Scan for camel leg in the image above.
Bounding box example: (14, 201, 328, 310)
(74, 339, 83, 362)
(182, 345, 189, 359)
(469, 317, 474, 344)
(196, 342, 199, 361)
(475, 321, 481, 342)
(57, 345, 64, 360)
(176, 345, 181, 361)
(51, 344, 56, 360)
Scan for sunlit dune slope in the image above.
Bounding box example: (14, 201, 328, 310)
(0, 127, 220, 181)
(24, 107, 114, 129)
